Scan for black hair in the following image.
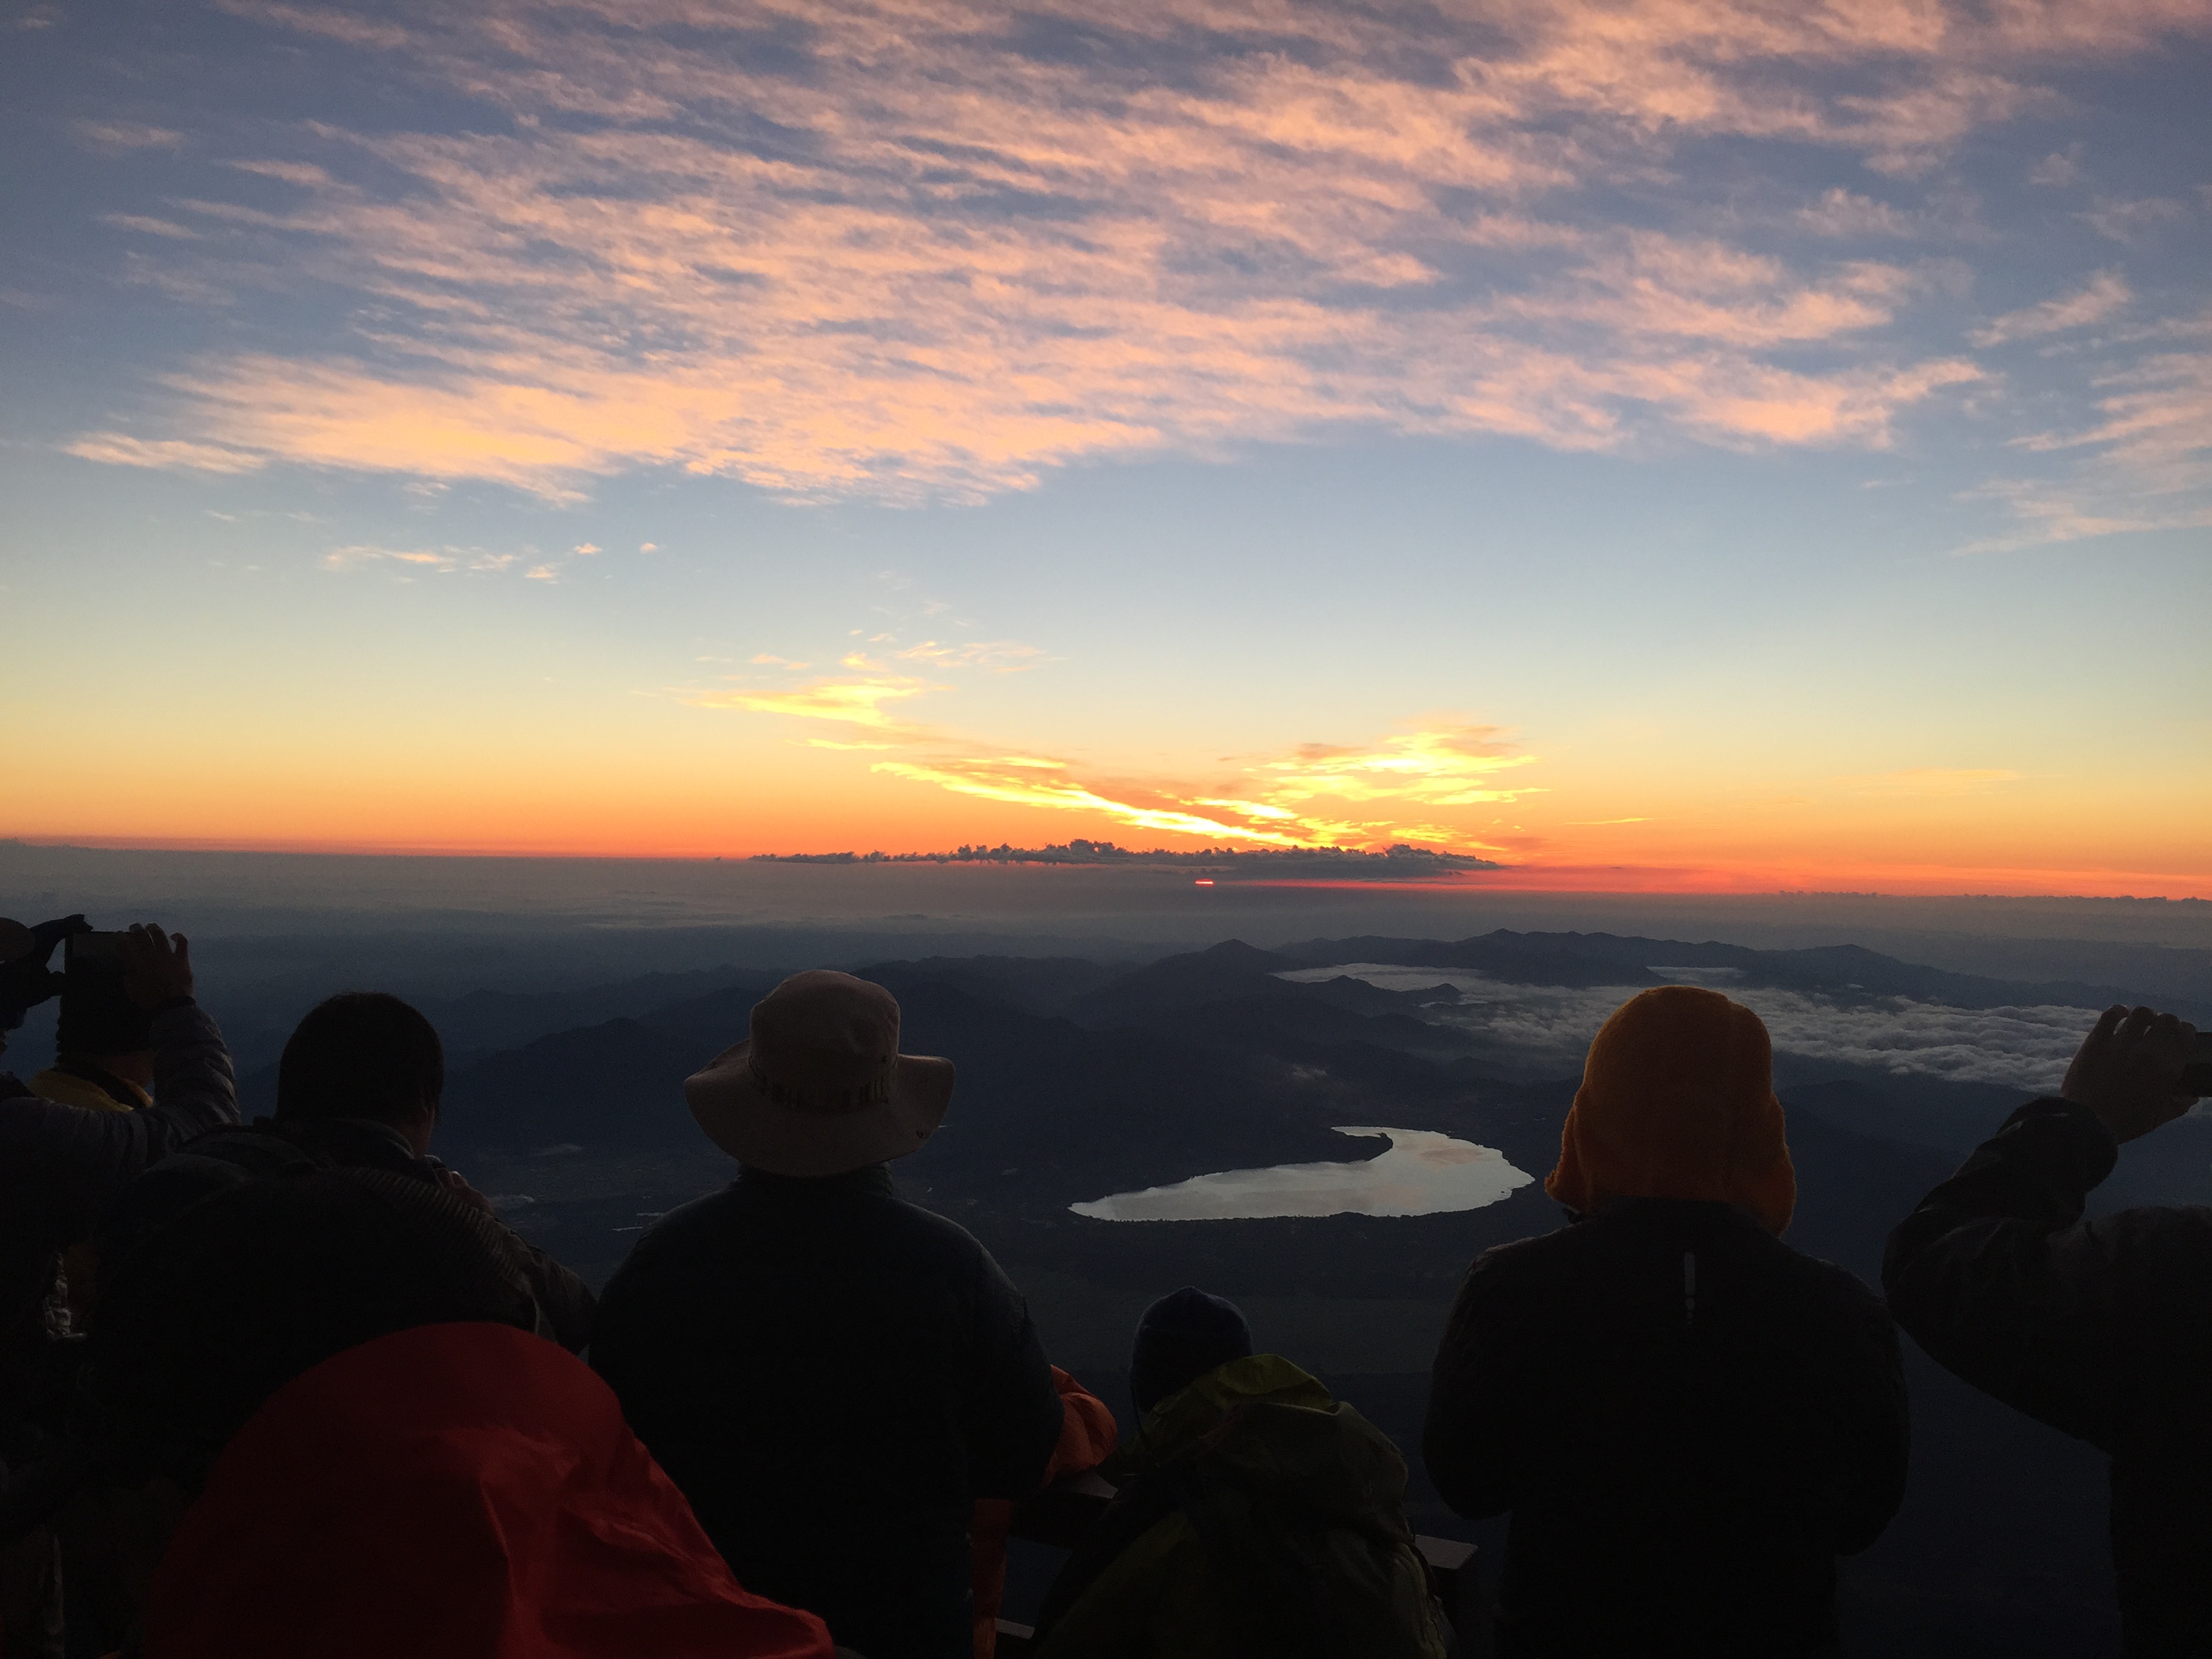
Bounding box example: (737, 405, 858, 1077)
(276, 993, 445, 1129)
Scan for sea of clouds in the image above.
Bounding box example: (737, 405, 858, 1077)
(1278, 964, 2093, 1092)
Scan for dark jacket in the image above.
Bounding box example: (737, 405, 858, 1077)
(1033, 1354, 1446, 1659)
(0, 1001, 237, 1440)
(1883, 1097, 2212, 1657)
(98, 1115, 596, 1353)
(1425, 1199, 1908, 1659)
(589, 1164, 1063, 1659)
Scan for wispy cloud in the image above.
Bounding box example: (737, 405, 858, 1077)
(212, 1, 407, 50)
(693, 677, 937, 732)
(322, 542, 524, 573)
(693, 660, 1538, 849)
(1962, 329, 2212, 550)
(1254, 729, 1538, 811)
(1971, 271, 2131, 346)
(893, 640, 1046, 672)
(64, 432, 264, 474)
(2083, 195, 2192, 245)
(98, 214, 200, 240)
(72, 120, 182, 152)
(2027, 148, 2086, 188)
(67, 0, 2139, 499)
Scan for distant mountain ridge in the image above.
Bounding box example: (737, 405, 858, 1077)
(388, 927, 2202, 1168)
(352, 929, 2207, 1659)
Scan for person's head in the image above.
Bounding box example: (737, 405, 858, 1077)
(682, 969, 955, 1176)
(277, 994, 445, 1153)
(1129, 1286, 1253, 1417)
(1544, 984, 1796, 1235)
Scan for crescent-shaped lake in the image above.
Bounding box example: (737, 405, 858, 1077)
(1069, 1126, 1535, 1222)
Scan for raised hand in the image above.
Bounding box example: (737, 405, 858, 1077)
(2060, 1004, 2201, 1144)
(119, 923, 194, 1010)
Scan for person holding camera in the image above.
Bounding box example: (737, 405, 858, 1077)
(1885, 1004, 2207, 1656)
(0, 919, 238, 1658)
(1, 922, 238, 1357)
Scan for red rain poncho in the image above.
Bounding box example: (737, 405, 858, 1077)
(144, 1322, 834, 1659)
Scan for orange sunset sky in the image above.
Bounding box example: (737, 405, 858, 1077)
(3, 0, 2208, 895)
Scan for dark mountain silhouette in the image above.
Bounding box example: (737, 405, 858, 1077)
(356, 930, 2212, 1656)
(440, 1018, 710, 1153)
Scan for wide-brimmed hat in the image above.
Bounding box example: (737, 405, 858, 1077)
(684, 970, 955, 1178)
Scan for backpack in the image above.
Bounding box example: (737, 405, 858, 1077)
(1036, 1398, 1448, 1659)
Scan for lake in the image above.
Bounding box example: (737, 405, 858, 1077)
(1069, 1126, 1535, 1222)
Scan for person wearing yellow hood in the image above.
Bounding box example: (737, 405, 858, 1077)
(1030, 1287, 1446, 1659)
(1423, 985, 1908, 1659)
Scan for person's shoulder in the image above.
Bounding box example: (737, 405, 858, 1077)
(1479, 1210, 1605, 1266)
(1760, 1237, 1893, 1325)
(869, 1187, 1010, 1279)
(626, 1186, 739, 1253)
(1460, 1225, 1580, 1298)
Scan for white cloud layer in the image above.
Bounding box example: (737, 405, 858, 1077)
(1284, 964, 2094, 1089)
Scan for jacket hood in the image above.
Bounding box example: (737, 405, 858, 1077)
(144, 1321, 832, 1659)
(30, 1066, 142, 1114)
(1546, 985, 1796, 1236)
(1108, 1353, 1410, 1530)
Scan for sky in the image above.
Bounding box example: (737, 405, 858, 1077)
(1, 0, 2208, 894)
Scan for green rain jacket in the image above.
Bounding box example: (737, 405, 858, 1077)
(1032, 1355, 1447, 1659)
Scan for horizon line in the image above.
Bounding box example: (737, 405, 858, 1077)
(3, 836, 2208, 905)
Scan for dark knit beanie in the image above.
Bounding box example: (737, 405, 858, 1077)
(1129, 1286, 1252, 1416)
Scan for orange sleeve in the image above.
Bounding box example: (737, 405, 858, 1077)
(1042, 1365, 1118, 1483)
(970, 1367, 1122, 1658)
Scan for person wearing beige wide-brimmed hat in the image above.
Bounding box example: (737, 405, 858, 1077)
(590, 970, 1066, 1659)
(680, 970, 959, 1178)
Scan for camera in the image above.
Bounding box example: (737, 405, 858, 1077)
(2184, 1033, 2212, 1099)
(58, 930, 153, 1057)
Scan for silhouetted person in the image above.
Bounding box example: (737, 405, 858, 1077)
(1032, 1287, 1444, 1659)
(590, 970, 1063, 1659)
(1425, 987, 1908, 1659)
(24, 924, 164, 1120)
(100, 992, 594, 1351)
(0, 923, 234, 1659)
(1885, 1004, 2207, 1656)
(68, 1168, 834, 1659)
